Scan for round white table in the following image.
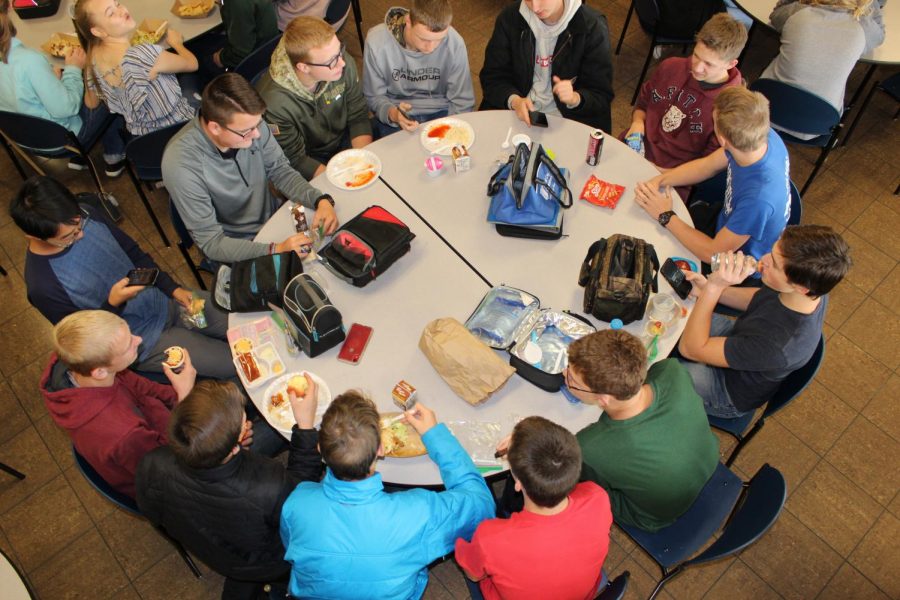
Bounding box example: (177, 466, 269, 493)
(10, 0, 222, 58)
(231, 111, 699, 486)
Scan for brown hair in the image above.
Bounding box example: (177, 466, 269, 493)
(508, 416, 582, 508)
(283, 15, 335, 65)
(567, 330, 647, 400)
(168, 381, 246, 469)
(409, 0, 453, 31)
(0, 0, 18, 63)
(53, 310, 127, 375)
(695, 13, 748, 63)
(713, 87, 770, 152)
(318, 390, 380, 481)
(201, 72, 267, 126)
(778, 225, 852, 297)
(72, 0, 104, 95)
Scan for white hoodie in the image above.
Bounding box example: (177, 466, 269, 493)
(519, 0, 582, 114)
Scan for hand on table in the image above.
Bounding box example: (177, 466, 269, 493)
(634, 181, 673, 221)
(389, 102, 419, 131)
(163, 349, 197, 401)
(312, 201, 339, 236)
(276, 233, 312, 257)
(404, 402, 437, 436)
(509, 95, 535, 127)
(552, 75, 580, 107)
(289, 373, 318, 429)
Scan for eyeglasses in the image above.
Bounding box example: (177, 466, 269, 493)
(223, 119, 264, 139)
(564, 367, 594, 395)
(303, 42, 345, 70)
(48, 208, 90, 248)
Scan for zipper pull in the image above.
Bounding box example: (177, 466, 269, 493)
(313, 329, 319, 342)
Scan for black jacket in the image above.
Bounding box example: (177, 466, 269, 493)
(479, 3, 614, 133)
(135, 427, 323, 582)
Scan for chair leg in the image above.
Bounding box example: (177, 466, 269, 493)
(615, 0, 635, 55)
(800, 129, 840, 196)
(156, 527, 202, 578)
(842, 79, 880, 147)
(126, 163, 171, 247)
(844, 63, 878, 117)
(351, 0, 364, 51)
(649, 566, 684, 600)
(631, 34, 658, 105)
(725, 420, 766, 467)
(0, 461, 26, 480)
(178, 242, 208, 291)
(1, 133, 29, 180)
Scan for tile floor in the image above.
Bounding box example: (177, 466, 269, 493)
(0, 0, 898, 598)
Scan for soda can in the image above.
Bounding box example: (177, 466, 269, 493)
(586, 129, 603, 166)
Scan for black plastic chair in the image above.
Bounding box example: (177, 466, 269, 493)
(124, 122, 186, 247)
(709, 334, 824, 466)
(233, 33, 283, 85)
(619, 462, 786, 599)
(169, 199, 209, 290)
(0, 110, 115, 194)
(595, 571, 630, 600)
(0, 461, 25, 480)
(749, 79, 842, 196)
(326, 0, 364, 52)
(842, 71, 900, 147)
(71, 446, 202, 577)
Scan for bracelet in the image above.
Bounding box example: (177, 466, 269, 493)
(314, 195, 335, 210)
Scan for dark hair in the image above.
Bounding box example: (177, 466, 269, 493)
(779, 225, 852, 297)
(508, 416, 582, 508)
(10, 176, 82, 239)
(201, 73, 267, 126)
(318, 390, 380, 481)
(168, 381, 246, 469)
(567, 330, 647, 400)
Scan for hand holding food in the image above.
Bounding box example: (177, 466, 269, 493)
(289, 373, 317, 429)
(403, 402, 437, 436)
(276, 232, 313, 256)
(65, 46, 86, 69)
(162, 347, 196, 401)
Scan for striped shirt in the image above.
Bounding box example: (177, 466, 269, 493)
(93, 44, 195, 136)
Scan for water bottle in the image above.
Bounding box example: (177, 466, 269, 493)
(711, 253, 758, 273)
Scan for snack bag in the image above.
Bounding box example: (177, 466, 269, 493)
(580, 175, 625, 209)
(180, 294, 208, 329)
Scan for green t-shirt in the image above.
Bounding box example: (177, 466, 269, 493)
(576, 359, 719, 532)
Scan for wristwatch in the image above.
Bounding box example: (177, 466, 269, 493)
(658, 210, 676, 228)
(314, 195, 335, 210)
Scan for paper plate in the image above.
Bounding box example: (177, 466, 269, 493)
(420, 117, 476, 155)
(325, 149, 382, 191)
(380, 413, 427, 458)
(262, 371, 332, 434)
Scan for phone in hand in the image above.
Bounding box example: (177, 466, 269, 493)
(529, 111, 549, 127)
(126, 268, 159, 287)
(397, 106, 413, 121)
(661, 258, 693, 300)
(337, 323, 373, 364)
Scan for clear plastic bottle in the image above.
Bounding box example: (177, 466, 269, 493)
(710, 253, 758, 273)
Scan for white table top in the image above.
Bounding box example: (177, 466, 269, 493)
(0, 549, 33, 600)
(232, 112, 700, 486)
(733, 0, 900, 64)
(10, 0, 222, 58)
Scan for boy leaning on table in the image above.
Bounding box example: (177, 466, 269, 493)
(634, 86, 791, 269)
(363, 0, 475, 139)
(455, 416, 613, 600)
(279, 391, 495, 600)
(137, 378, 323, 600)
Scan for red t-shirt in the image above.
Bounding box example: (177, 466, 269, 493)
(455, 481, 612, 600)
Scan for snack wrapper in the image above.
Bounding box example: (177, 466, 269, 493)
(180, 294, 208, 329)
(580, 175, 625, 209)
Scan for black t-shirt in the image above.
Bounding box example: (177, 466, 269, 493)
(723, 287, 826, 412)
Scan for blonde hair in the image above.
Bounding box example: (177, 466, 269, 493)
(53, 310, 127, 375)
(72, 0, 103, 95)
(713, 87, 770, 152)
(410, 0, 452, 31)
(800, 0, 874, 19)
(0, 0, 17, 63)
(696, 13, 748, 63)
(283, 16, 335, 66)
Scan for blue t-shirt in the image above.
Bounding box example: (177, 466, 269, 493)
(717, 129, 790, 261)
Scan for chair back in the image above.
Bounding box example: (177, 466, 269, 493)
(685, 464, 786, 567)
(750, 79, 841, 138)
(169, 199, 196, 251)
(619, 462, 743, 570)
(0, 111, 73, 153)
(596, 571, 630, 600)
(788, 180, 802, 225)
(764, 334, 824, 419)
(125, 122, 185, 182)
(234, 34, 282, 85)
(72, 446, 141, 516)
(633, 0, 662, 31)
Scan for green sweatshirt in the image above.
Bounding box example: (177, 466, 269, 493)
(255, 39, 371, 179)
(577, 359, 719, 532)
(219, 0, 279, 69)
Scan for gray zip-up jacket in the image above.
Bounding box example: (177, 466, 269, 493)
(161, 117, 325, 263)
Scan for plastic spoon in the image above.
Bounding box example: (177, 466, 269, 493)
(501, 127, 512, 149)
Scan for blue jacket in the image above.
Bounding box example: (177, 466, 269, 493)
(0, 38, 84, 133)
(280, 423, 495, 599)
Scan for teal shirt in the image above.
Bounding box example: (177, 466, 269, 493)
(0, 38, 84, 134)
(577, 359, 719, 532)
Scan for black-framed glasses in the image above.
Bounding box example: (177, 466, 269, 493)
(224, 119, 264, 139)
(48, 208, 90, 248)
(564, 367, 594, 395)
(303, 42, 345, 70)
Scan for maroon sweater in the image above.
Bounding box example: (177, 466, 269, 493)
(635, 57, 742, 169)
(41, 355, 177, 498)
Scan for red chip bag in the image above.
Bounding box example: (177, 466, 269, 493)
(580, 175, 625, 209)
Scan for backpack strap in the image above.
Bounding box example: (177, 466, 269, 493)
(532, 148, 573, 208)
(578, 238, 607, 287)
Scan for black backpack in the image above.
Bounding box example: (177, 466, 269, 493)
(318, 206, 415, 287)
(578, 234, 659, 324)
(214, 252, 304, 312)
(282, 274, 345, 357)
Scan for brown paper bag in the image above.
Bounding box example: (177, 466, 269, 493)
(418, 317, 515, 405)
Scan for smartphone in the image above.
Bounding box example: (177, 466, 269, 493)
(126, 267, 159, 287)
(337, 323, 373, 364)
(397, 106, 413, 121)
(661, 258, 693, 300)
(529, 111, 549, 127)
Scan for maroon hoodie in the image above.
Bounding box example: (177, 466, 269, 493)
(40, 355, 177, 498)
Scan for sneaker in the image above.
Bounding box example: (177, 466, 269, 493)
(68, 156, 88, 171)
(104, 159, 126, 178)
